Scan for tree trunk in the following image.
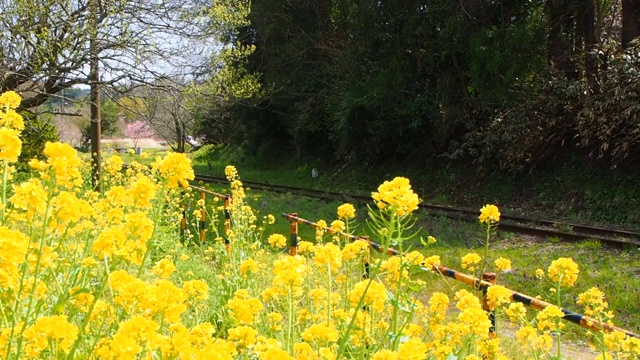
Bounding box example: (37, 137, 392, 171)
(578, 0, 599, 93)
(622, 0, 640, 49)
(547, 0, 577, 78)
(89, 0, 102, 192)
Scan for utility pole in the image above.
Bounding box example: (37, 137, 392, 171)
(89, 0, 102, 191)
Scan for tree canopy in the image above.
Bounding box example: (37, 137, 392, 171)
(194, 0, 640, 171)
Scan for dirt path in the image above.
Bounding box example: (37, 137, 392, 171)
(102, 138, 167, 149)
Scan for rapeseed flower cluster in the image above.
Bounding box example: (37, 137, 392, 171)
(1, 91, 637, 360)
(548, 257, 580, 287)
(371, 176, 420, 216)
(0, 91, 23, 164)
(479, 204, 501, 224)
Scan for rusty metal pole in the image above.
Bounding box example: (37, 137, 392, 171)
(289, 213, 298, 256)
(482, 272, 497, 338)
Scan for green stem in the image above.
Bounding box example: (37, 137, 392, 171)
(1, 161, 7, 224)
(136, 188, 165, 278)
(480, 222, 491, 289)
(390, 242, 404, 350)
(13, 186, 53, 359)
(556, 280, 562, 360)
(327, 265, 332, 326)
(287, 286, 294, 354)
(67, 269, 110, 359)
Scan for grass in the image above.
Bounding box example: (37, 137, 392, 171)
(190, 144, 640, 231)
(183, 178, 640, 339)
(187, 147, 640, 348)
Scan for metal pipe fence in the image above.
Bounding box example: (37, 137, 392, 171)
(281, 212, 640, 340)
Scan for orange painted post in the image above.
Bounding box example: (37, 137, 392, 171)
(482, 272, 497, 338)
(361, 236, 371, 279)
(224, 195, 231, 254)
(199, 191, 206, 243)
(289, 213, 298, 256)
(180, 197, 187, 242)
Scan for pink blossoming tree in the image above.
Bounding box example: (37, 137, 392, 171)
(125, 120, 155, 149)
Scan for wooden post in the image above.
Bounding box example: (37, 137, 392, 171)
(361, 236, 371, 279)
(289, 213, 298, 256)
(224, 195, 231, 254)
(482, 272, 497, 338)
(199, 191, 206, 243)
(180, 197, 187, 241)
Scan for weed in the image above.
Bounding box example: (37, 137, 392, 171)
(548, 236, 562, 243)
(578, 239, 602, 250)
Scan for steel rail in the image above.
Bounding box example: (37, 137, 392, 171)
(193, 174, 640, 247)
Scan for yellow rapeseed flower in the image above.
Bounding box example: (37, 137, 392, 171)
(397, 337, 428, 360)
(429, 292, 449, 323)
(301, 323, 339, 343)
(267, 312, 283, 331)
(316, 219, 328, 241)
(43, 142, 83, 188)
(152, 152, 195, 187)
(153, 258, 176, 279)
(461, 252, 481, 272)
(104, 155, 124, 174)
(516, 325, 553, 352)
(23, 315, 79, 357)
(547, 257, 579, 287)
(536, 305, 565, 331)
(348, 280, 387, 312)
(577, 287, 609, 318)
(183, 279, 209, 302)
(479, 204, 500, 224)
(341, 240, 369, 261)
(227, 289, 264, 325)
(10, 178, 48, 217)
(372, 349, 399, 360)
(371, 177, 420, 216)
(313, 243, 343, 274)
(240, 258, 259, 278)
(0, 91, 21, 109)
(0, 127, 22, 163)
(485, 285, 512, 310)
(494, 257, 512, 272)
(271, 255, 308, 296)
(505, 302, 527, 324)
(337, 203, 356, 219)
(227, 326, 258, 348)
(0, 227, 30, 290)
(330, 219, 345, 234)
(225, 165, 238, 181)
(297, 241, 316, 254)
(268, 233, 287, 248)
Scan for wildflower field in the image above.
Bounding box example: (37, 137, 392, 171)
(0, 90, 639, 359)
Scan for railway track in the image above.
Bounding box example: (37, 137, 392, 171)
(193, 173, 640, 247)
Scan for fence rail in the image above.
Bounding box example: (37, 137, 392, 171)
(281, 212, 640, 340)
(177, 183, 640, 340)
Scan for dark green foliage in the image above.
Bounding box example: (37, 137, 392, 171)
(195, 0, 640, 173)
(18, 114, 59, 169)
(576, 40, 640, 163)
(464, 40, 640, 171)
